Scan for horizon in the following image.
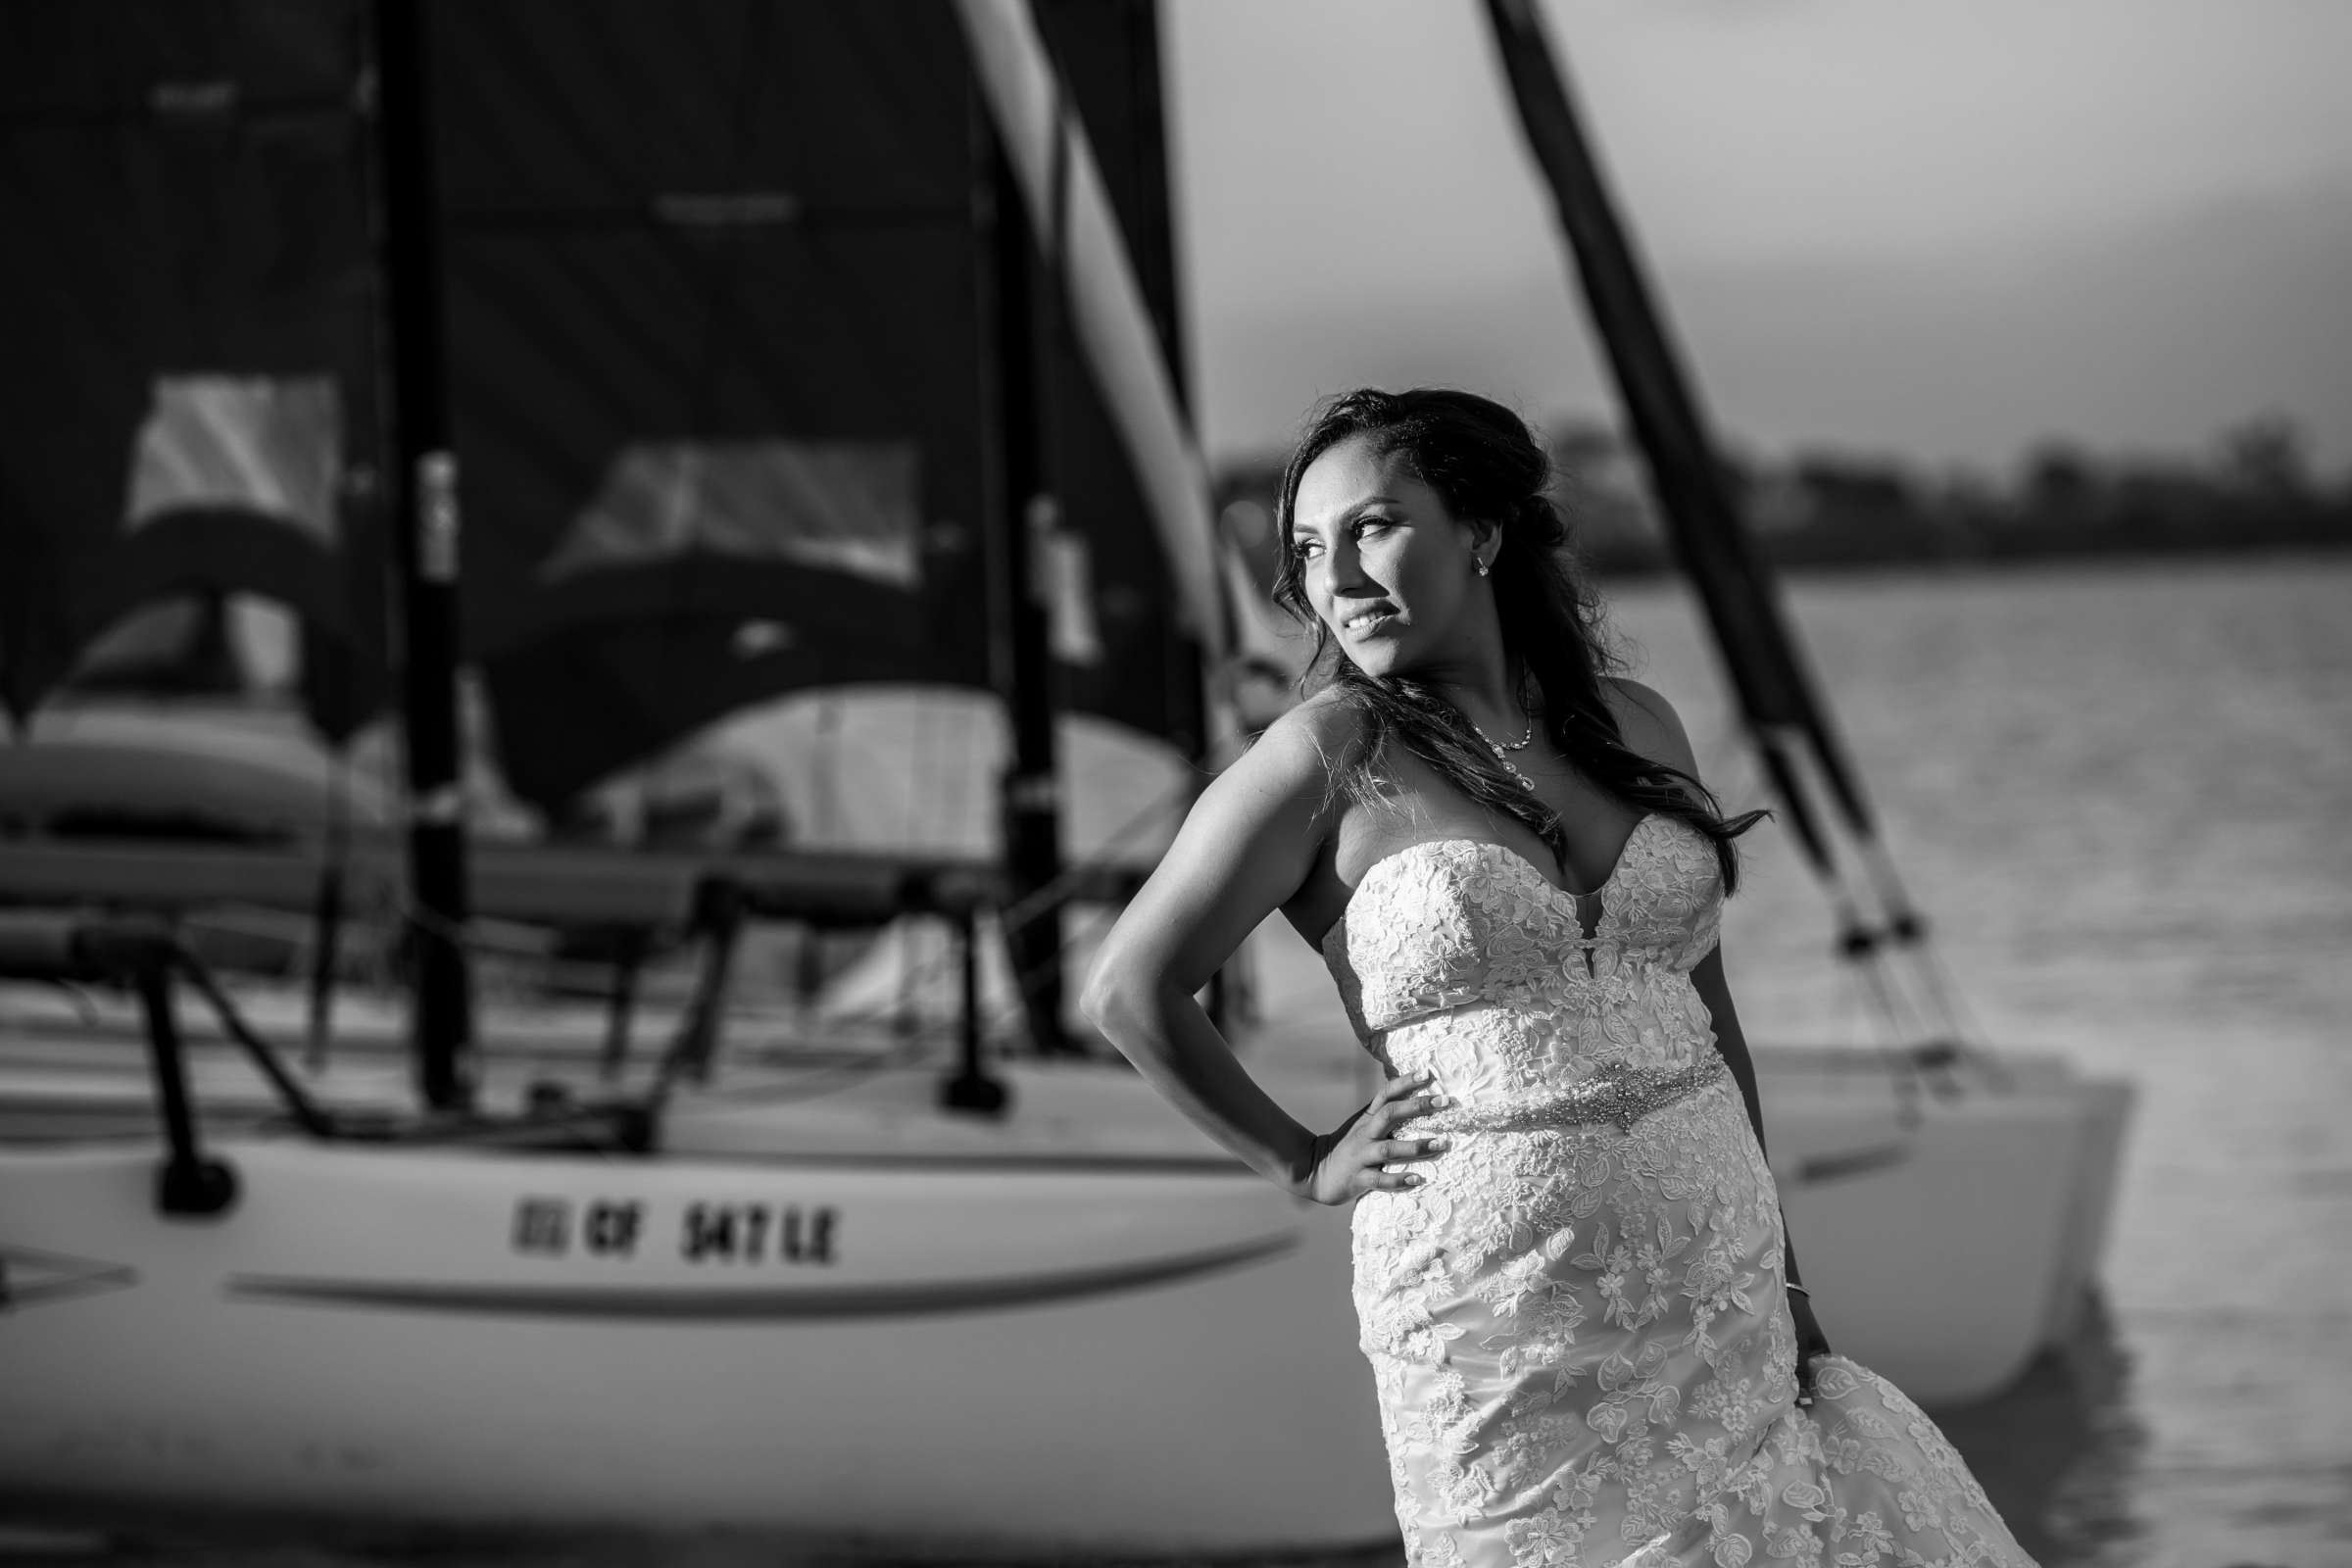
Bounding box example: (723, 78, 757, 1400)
(1165, 0, 2352, 479)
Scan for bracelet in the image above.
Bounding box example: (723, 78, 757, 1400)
(1785, 1282, 1811, 1298)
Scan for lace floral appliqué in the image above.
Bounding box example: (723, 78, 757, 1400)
(1323, 819, 2036, 1568)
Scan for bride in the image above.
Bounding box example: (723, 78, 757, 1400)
(1081, 388, 2035, 1567)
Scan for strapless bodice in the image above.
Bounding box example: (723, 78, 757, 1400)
(1317, 812, 1725, 1100)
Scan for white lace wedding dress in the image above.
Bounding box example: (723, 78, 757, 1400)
(1318, 812, 2037, 1568)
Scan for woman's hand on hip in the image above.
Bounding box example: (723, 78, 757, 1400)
(1298, 1072, 1451, 1206)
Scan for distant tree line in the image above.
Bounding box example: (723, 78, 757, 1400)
(1215, 413, 2351, 579)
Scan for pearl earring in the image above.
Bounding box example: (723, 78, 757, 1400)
(1476, 557, 1491, 578)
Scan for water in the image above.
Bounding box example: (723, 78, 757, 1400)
(1607, 556, 2352, 1568)
(8, 557, 2347, 1567)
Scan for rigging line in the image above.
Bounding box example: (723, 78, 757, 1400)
(1901, 927, 1975, 1050)
(1756, 702, 1942, 1011)
(1757, 721, 1911, 973)
(1774, 734, 1963, 1052)
(698, 996, 934, 1041)
(1833, 961, 1875, 1054)
(868, 735, 1200, 973)
(674, 1024, 953, 1107)
(984, 883, 1233, 1037)
(1763, 767, 1978, 1064)
(1852, 831, 1930, 935)
(986, 766, 1198, 936)
(384, 877, 931, 1040)
(173, 952, 338, 1136)
(1895, 938, 2009, 1094)
(386, 903, 717, 1002)
(837, 757, 1239, 1035)
(371, 758, 1199, 1039)
(1851, 832, 1977, 1054)
(1919, 940, 1992, 1053)
(1827, 957, 1930, 1131)
(1801, 838, 1966, 1058)
(1843, 933, 1926, 1050)
(809, 805, 1173, 1040)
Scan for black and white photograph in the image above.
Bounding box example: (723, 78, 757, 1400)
(0, 4, 2344, 1567)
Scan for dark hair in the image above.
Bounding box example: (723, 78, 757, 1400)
(1271, 386, 1763, 893)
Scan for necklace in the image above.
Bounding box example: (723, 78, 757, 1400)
(1470, 712, 1539, 792)
(1487, 714, 1534, 750)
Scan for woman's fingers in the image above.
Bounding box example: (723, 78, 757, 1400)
(1376, 1092, 1451, 1129)
(1373, 1072, 1435, 1107)
(1331, 1080, 1457, 1202)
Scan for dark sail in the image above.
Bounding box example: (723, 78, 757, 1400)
(0, 0, 384, 741)
(2, 0, 1200, 818)
(428, 0, 1200, 811)
(1026, 0, 1204, 759)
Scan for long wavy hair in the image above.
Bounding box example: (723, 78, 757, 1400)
(1271, 387, 1763, 893)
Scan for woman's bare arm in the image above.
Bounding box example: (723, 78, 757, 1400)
(1688, 946, 1796, 1282)
(1080, 702, 1386, 1196)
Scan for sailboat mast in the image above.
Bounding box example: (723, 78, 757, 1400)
(371, 0, 476, 1110)
(1479, 2, 1890, 890)
(975, 114, 1073, 1056)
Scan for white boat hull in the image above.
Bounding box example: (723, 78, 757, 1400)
(1760, 1059, 2090, 1402)
(0, 1137, 1390, 1551)
(0, 1034, 2131, 1544)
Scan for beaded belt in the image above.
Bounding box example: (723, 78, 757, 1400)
(1475, 1052, 1732, 1135)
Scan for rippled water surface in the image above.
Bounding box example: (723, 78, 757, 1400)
(9, 557, 2347, 1568)
(1615, 557, 2352, 1568)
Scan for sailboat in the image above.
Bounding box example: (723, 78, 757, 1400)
(0, 1, 1396, 1549)
(0, 0, 2130, 1551)
(1475, 0, 2135, 1383)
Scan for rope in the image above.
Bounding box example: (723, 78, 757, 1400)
(779, 766, 1200, 1040)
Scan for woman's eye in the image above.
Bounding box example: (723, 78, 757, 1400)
(1292, 539, 1323, 560)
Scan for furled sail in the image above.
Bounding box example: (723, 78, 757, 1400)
(1480, 0, 1925, 949)
(1482, 0, 1956, 1054)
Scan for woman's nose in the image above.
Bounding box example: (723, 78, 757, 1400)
(1319, 536, 1372, 594)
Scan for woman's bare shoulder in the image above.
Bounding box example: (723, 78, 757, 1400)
(1093, 690, 1365, 980)
(1241, 688, 1372, 788)
(1600, 675, 1700, 776)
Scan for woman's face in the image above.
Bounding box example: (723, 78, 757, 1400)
(1290, 433, 1491, 680)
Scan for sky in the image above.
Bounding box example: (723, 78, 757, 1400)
(1163, 0, 2352, 477)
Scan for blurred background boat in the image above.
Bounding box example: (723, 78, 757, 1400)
(0, 0, 2140, 1553)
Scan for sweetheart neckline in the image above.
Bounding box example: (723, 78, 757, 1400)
(1318, 811, 1663, 954)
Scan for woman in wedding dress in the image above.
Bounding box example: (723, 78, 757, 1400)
(1082, 389, 2035, 1567)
